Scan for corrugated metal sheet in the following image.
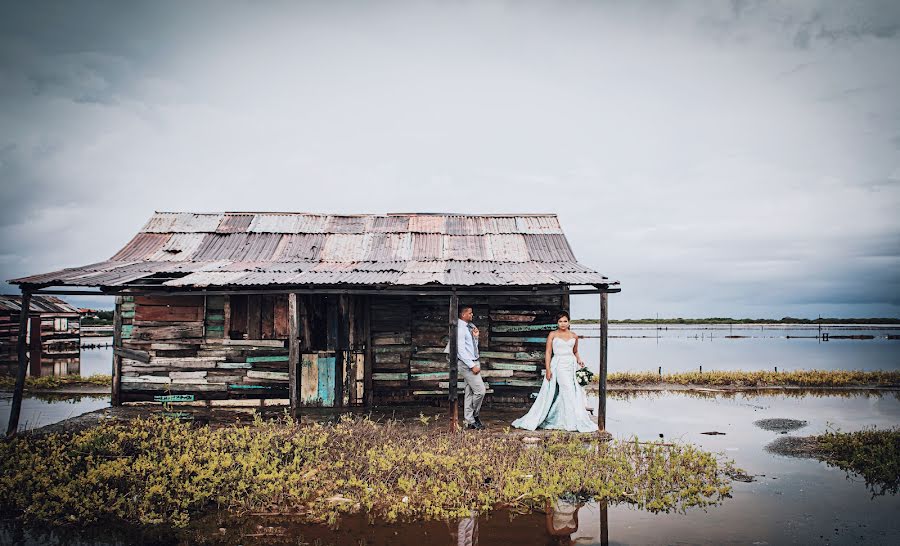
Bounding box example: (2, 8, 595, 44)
(9, 211, 614, 288)
(109, 233, 171, 261)
(273, 234, 325, 261)
(444, 236, 492, 261)
(0, 295, 80, 314)
(407, 215, 447, 233)
(515, 216, 563, 234)
(146, 233, 206, 262)
(370, 216, 409, 233)
(325, 216, 369, 234)
(216, 214, 254, 233)
(446, 216, 482, 236)
(363, 233, 411, 262)
(142, 212, 224, 233)
(485, 234, 529, 262)
(320, 234, 368, 261)
(523, 234, 577, 262)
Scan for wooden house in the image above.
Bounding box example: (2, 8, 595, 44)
(8, 212, 618, 430)
(0, 294, 81, 368)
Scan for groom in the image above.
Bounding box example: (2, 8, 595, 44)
(456, 306, 486, 430)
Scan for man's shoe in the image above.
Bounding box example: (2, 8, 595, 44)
(474, 416, 486, 429)
(465, 422, 481, 430)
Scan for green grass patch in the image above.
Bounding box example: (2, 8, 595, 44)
(0, 415, 737, 528)
(599, 369, 900, 388)
(0, 374, 112, 390)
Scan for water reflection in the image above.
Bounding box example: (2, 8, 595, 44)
(0, 336, 112, 378)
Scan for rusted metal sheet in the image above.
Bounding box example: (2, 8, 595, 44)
(515, 216, 563, 234)
(273, 234, 325, 261)
(142, 213, 224, 233)
(444, 235, 491, 260)
(363, 233, 411, 262)
(10, 212, 614, 289)
(485, 234, 529, 262)
(523, 234, 577, 262)
(320, 234, 368, 261)
(407, 215, 446, 233)
(370, 216, 409, 233)
(216, 214, 254, 233)
(110, 233, 171, 261)
(147, 233, 206, 262)
(446, 216, 482, 236)
(0, 295, 80, 313)
(325, 216, 369, 234)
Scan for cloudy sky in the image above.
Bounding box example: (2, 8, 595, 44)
(1, 0, 898, 318)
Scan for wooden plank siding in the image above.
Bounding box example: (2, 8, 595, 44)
(117, 292, 567, 405)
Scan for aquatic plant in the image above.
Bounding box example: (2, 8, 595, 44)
(0, 415, 737, 528)
(598, 369, 900, 388)
(815, 427, 900, 497)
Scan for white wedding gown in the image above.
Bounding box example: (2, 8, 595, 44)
(511, 337, 598, 433)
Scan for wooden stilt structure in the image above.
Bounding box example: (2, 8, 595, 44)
(288, 293, 300, 420)
(448, 293, 459, 431)
(6, 288, 32, 437)
(598, 292, 609, 434)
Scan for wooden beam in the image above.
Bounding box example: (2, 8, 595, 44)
(598, 292, 608, 432)
(288, 293, 300, 420)
(448, 293, 459, 431)
(6, 289, 32, 437)
(363, 296, 373, 408)
(111, 296, 122, 405)
(28, 316, 41, 377)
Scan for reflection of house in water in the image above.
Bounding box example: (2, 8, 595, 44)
(0, 294, 81, 376)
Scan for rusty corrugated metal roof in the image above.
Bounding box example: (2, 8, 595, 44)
(0, 294, 80, 314)
(10, 212, 615, 289)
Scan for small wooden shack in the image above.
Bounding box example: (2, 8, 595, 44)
(0, 294, 81, 368)
(7, 212, 618, 432)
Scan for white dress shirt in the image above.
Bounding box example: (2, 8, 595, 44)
(457, 318, 479, 368)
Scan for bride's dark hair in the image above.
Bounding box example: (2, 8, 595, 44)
(556, 311, 570, 321)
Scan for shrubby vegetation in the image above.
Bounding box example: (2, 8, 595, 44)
(816, 427, 900, 496)
(600, 370, 900, 388)
(572, 317, 900, 325)
(0, 374, 111, 390)
(0, 415, 736, 528)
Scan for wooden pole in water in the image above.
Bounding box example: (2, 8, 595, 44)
(448, 293, 459, 431)
(111, 296, 122, 406)
(7, 288, 32, 437)
(288, 293, 300, 420)
(598, 292, 608, 432)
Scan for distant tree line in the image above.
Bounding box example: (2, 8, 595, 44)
(81, 310, 114, 326)
(572, 317, 900, 325)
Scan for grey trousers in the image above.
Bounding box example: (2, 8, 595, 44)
(458, 360, 486, 425)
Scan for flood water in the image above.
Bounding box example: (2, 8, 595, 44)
(1, 327, 899, 544)
(2, 390, 898, 545)
(576, 324, 900, 374)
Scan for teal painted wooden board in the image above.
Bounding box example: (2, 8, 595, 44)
(246, 355, 289, 363)
(318, 356, 336, 407)
(121, 325, 133, 339)
(154, 394, 195, 402)
(492, 323, 556, 333)
(493, 336, 548, 343)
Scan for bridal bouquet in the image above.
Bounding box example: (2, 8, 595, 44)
(575, 366, 594, 387)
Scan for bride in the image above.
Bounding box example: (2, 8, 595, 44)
(512, 311, 598, 433)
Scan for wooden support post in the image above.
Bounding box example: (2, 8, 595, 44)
(363, 296, 373, 408)
(598, 292, 608, 433)
(448, 293, 459, 431)
(111, 296, 122, 406)
(288, 293, 300, 421)
(28, 316, 41, 377)
(7, 288, 32, 437)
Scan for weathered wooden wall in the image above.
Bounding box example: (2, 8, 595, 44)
(117, 292, 565, 405)
(371, 293, 566, 404)
(0, 309, 80, 365)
